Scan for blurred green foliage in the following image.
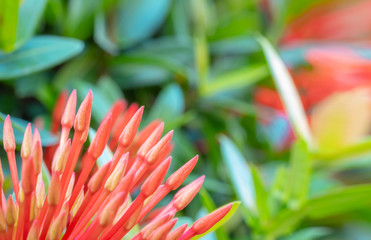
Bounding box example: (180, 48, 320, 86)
(1, 0, 371, 239)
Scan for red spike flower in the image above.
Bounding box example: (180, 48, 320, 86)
(0, 90, 234, 240)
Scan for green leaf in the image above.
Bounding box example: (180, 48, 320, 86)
(65, 0, 100, 39)
(16, 0, 47, 47)
(256, 36, 313, 149)
(250, 164, 270, 222)
(0, 36, 84, 79)
(200, 65, 268, 97)
(94, 11, 119, 55)
(114, 0, 171, 48)
(219, 135, 256, 214)
(97, 75, 124, 102)
(146, 83, 185, 125)
(0, 112, 58, 147)
(88, 128, 113, 167)
(282, 227, 332, 240)
(191, 202, 240, 240)
(111, 53, 191, 79)
(288, 139, 311, 209)
(0, 0, 19, 52)
(307, 184, 371, 219)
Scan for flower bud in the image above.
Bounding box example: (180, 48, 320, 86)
(88, 161, 111, 193)
(48, 174, 61, 205)
(192, 203, 233, 234)
(166, 155, 198, 190)
(88, 113, 112, 159)
(118, 106, 144, 148)
(61, 90, 77, 129)
(3, 115, 15, 152)
(21, 124, 32, 159)
(141, 157, 171, 197)
(166, 224, 188, 240)
(174, 176, 204, 211)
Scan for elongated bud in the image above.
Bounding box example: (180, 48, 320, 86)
(174, 176, 205, 210)
(88, 161, 111, 193)
(5, 196, 17, 226)
(48, 174, 61, 205)
(192, 203, 233, 234)
(71, 189, 84, 219)
(21, 123, 33, 159)
(47, 209, 67, 240)
(166, 224, 188, 240)
(142, 213, 175, 239)
(74, 90, 93, 133)
(61, 90, 77, 128)
(52, 139, 71, 173)
(65, 173, 75, 200)
(30, 193, 36, 221)
(145, 131, 173, 164)
(36, 175, 45, 209)
(142, 157, 171, 197)
(32, 140, 43, 174)
(88, 113, 112, 158)
(21, 157, 36, 194)
(32, 128, 41, 146)
(135, 120, 162, 147)
(166, 155, 198, 190)
(113, 196, 130, 224)
(149, 218, 177, 240)
(137, 122, 164, 158)
(3, 115, 15, 152)
(99, 192, 126, 226)
(0, 209, 6, 232)
(0, 160, 3, 187)
(105, 154, 128, 191)
(119, 106, 144, 147)
(27, 220, 40, 240)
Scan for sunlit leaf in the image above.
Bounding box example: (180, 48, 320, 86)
(200, 65, 268, 97)
(16, 0, 47, 47)
(311, 88, 371, 154)
(288, 139, 311, 209)
(257, 36, 313, 149)
(0, 0, 19, 52)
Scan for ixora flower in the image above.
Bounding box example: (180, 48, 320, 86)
(254, 48, 371, 151)
(280, 0, 371, 45)
(0, 90, 234, 240)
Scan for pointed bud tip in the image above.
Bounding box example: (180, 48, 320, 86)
(141, 157, 172, 197)
(167, 224, 188, 240)
(174, 176, 204, 211)
(166, 155, 199, 190)
(3, 115, 15, 151)
(193, 203, 233, 234)
(21, 123, 33, 159)
(61, 90, 77, 128)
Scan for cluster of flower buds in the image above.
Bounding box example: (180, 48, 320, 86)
(0, 90, 233, 240)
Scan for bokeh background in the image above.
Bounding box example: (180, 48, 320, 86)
(2, 0, 371, 239)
